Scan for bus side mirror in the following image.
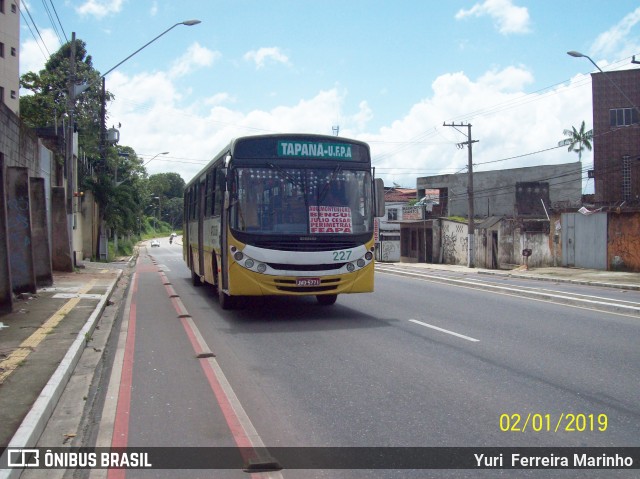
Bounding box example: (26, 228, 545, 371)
(374, 178, 385, 217)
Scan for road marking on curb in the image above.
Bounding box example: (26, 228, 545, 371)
(0, 279, 98, 384)
(409, 319, 480, 342)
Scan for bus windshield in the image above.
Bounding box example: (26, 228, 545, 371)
(230, 166, 373, 235)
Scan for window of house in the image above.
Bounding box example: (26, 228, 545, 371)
(0, 42, 4, 57)
(11, 3, 17, 13)
(11, 46, 16, 56)
(10, 90, 16, 99)
(0, 87, 4, 104)
(387, 208, 398, 221)
(610, 108, 639, 127)
(0, 0, 4, 13)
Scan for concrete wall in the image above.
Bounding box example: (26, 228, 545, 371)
(51, 187, 72, 271)
(440, 219, 468, 266)
(1, 104, 60, 311)
(0, 155, 13, 313)
(417, 162, 582, 217)
(30, 177, 53, 286)
(6, 167, 36, 294)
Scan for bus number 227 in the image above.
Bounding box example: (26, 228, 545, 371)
(333, 251, 352, 261)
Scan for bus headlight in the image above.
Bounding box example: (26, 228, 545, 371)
(357, 259, 366, 268)
(346, 263, 355, 272)
(257, 263, 267, 273)
(245, 259, 255, 268)
(365, 252, 373, 261)
(234, 251, 244, 262)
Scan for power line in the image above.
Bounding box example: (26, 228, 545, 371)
(20, 1, 51, 59)
(40, 0, 62, 44)
(20, 0, 51, 58)
(48, 0, 68, 43)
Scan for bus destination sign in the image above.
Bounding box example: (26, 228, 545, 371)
(278, 141, 354, 160)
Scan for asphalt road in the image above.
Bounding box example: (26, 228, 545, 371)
(45, 239, 640, 478)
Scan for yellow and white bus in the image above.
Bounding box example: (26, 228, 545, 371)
(183, 134, 385, 309)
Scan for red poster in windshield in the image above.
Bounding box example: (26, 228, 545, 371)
(309, 206, 353, 234)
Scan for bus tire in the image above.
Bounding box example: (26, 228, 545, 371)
(191, 269, 202, 287)
(316, 294, 337, 306)
(218, 288, 234, 310)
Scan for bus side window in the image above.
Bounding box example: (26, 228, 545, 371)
(213, 167, 225, 216)
(205, 170, 215, 217)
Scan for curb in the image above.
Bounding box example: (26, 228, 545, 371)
(478, 270, 640, 291)
(377, 266, 640, 317)
(0, 270, 122, 479)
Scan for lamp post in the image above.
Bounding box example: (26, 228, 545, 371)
(143, 151, 170, 167)
(567, 51, 640, 115)
(100, 21, 201, 79)
(88, 20, 200, 259)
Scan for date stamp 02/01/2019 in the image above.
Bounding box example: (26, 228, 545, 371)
(499, 413, 608, 433)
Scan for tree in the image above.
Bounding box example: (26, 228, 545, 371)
(147, 172, 186, 199)
(558, 121, 593, 162)
(146, 173, 186, 231)
(20, 38, 114, 160)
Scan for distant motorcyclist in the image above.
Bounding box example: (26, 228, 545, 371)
(169, 236, 173, 244)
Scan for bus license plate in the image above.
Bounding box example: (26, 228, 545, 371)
(296, 277, 321, 287)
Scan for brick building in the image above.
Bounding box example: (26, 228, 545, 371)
(591, 68, 640, 205)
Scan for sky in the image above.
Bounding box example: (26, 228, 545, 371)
(18, 0, 640, 196)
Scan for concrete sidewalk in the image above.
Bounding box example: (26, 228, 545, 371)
(381, 262, 640, 290)
(0, 260, 128, 456)
(0, 257, 639, 473)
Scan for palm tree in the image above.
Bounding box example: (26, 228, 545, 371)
(558, 121, 593, 161)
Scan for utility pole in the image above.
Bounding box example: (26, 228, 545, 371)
(64, 32, 77, 270)
(443, 122, 479, 268)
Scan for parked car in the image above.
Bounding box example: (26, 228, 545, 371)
(150, 239, 160, 247)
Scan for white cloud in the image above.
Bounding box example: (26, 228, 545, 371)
(590, 7, 640, 60)
(203, 93, 235, 107)
(107, 61, 592, 192)
(455, 0, 531, 35)
(19, 28, 61, 75)
(75, 0, 125, 18)
(243, 47, 291, 69)
(364, 68, 591, 189)
(169, 42, 220, 78)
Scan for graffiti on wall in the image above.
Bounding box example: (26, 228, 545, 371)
(442, 222, 468, 265)
(380, 241, 399, 262)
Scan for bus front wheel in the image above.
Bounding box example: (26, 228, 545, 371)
(218, 288, 235, 310)
(316, 294, 337, 306)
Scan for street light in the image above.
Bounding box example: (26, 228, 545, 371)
(143, 151, 170, 167)
(90, 21, 200, 258)
(567, 50, 640, 115)
(101, 20, 202, 78)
